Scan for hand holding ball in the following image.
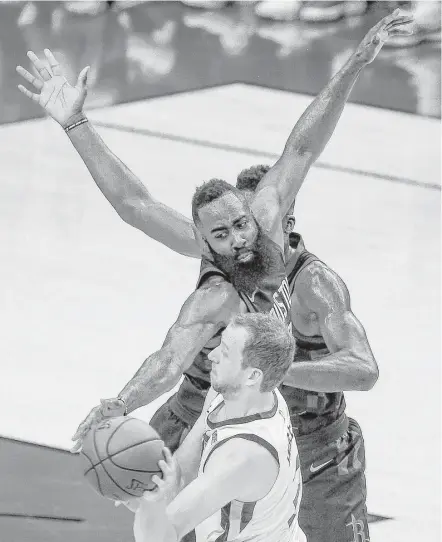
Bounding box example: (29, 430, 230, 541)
(79, 417, 165, 501)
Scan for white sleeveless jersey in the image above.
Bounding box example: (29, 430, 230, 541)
(195, 389, 306, 542)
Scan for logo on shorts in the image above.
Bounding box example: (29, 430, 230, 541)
(309, 459, 333, 473)
(346, 514, 369, 542)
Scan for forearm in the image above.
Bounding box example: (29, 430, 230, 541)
(135, 500, 178, 542)
(118, 348, 182, 413)
(283, 55, 365, 161)
(65, 115, 201, 257)
(259, 54, 367, 215)
(65, 114, 153, 218)
(283, 350, 377, 392)
(174, 434, 204, 488)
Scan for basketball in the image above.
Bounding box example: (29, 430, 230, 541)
(79, 416, 165, 501)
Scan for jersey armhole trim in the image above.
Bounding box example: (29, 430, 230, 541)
(197, 269, 226, 289)
(202, 433, 280, 472)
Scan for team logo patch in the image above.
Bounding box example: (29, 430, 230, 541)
(346, 514, 369, 542)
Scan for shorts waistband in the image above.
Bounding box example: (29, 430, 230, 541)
(295, 414, 349, 450)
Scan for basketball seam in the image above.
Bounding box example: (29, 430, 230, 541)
(92, 419, 137, 498)
(106, 417, 135, 455)
(86, 417, 161, 472)
(81, 449, 104, 497)
(84, 437, 164, 475)
(109, 437, 163, 460)
(108, 438, 164, 472)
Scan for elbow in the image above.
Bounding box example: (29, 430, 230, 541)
(117, 198, 141, 225)
(359, 359, 379, 391)
(284, 146, 315, 167)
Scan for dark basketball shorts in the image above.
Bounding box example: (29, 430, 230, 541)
(296, 416, 369, 542)
(149, 395, 193, 453)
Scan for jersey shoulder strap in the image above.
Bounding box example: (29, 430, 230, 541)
(197, 257, 228, 289)
(286, 234, 323, 293)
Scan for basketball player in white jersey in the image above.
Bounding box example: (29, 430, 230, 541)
(127, 312, 304, 542)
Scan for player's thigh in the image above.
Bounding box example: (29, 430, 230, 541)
(149, 398, 191, 453)
(298, 419, 369, 542)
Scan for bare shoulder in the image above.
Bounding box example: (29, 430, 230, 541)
(295, 260, 350, 310)
(198, 273, 230, 290)
(207, 437, 277, 471)
(198, 274, 239, 302)
(205, 437, 278, 500)
(182, 275, 241, 324)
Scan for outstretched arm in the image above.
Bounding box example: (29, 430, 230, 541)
(71, 277, 241, 449)
(65, 119, 202, 258)
(16, 50, 201, 258)
(251, 9, 413, 235)
(283, 262, 378, 392)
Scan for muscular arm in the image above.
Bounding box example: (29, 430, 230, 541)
(118, 278, 240, 413)
(284, 263, 379, 392)
(135, 440, 277, 542)
(65, 117, 201, 258)
(251, 50, 370, 237)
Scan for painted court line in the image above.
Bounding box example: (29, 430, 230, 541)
(0, 513, 84, 523)
(93, 120, 440, 192)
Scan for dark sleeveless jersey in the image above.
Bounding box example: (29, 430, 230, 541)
(279, 233, 346, 437)
(170, 232, 292, 424)
(170, 232, 345, 437)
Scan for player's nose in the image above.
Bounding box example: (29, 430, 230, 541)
(231, 232, 246, 249)
(208, 347, 219, 363)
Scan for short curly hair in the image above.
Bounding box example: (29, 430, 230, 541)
(191, 178, 244, 225)
(236, 165, 271, 192)
(236, 164, 295, 214)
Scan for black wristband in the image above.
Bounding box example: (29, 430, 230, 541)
(118, 397, 128, 416)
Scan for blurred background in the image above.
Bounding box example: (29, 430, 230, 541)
(0, 0, 440, 123)
(0, 2, 440, 542)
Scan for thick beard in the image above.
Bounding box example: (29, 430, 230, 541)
(209, 226, 276, 296)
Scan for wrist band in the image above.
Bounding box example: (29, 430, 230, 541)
(118, 397, 128, 416)
(64, 117, 88, 133)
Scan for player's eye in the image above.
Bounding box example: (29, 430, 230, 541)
(215, 232, 227, 239)
(236, 219, 247, 229)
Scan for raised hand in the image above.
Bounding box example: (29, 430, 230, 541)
(71, 397, 126, 453)
(16, 49, 89, 127)
(131, 448, 181, 542)
(354, 9, 414, 66)
(147, 448, 182, 504)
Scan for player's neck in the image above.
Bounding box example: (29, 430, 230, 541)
(284, 231, 305, 261)
(284, 244, 296, 261)
(223, 390, 275, 420)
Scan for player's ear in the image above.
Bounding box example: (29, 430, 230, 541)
(248, 368, 263, 387)
(200, 236, 214, 261)
(194, 225, 211, 259)
(284, 215, 296, 235)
